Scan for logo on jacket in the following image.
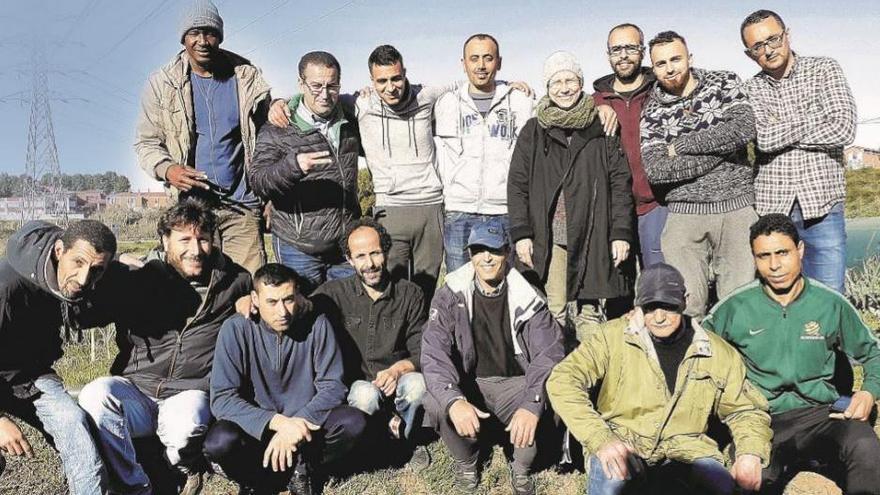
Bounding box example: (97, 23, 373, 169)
(801, 321, 823, 340)
(748, 328, 765, 336)
(429, 308, 439, 321)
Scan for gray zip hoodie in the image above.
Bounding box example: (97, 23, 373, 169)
(355, 83, 451, 207)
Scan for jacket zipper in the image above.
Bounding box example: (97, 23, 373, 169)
(156, 268, 217, 397)
(648, 357, 696, 458)
(276, 333, 282, 373)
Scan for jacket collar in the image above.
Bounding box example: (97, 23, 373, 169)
(624, 309, 713, 361)
(454, 81, 515, 114)
(592, 67, 655, 97)
(444, 262, 547, 355)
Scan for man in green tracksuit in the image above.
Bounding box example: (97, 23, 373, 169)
(703, 213, 880, 495)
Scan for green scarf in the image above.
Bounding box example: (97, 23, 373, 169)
(536, 93, 597, 130)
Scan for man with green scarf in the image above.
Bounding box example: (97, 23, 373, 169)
(508, 51, 635, 341)
(249, 51, 360, 294)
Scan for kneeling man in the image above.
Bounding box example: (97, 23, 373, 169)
(547, 263, 771, 495)
(422, 220, 565, 495)
(203, 263, 366, 495)
(704, 214, 880, 495)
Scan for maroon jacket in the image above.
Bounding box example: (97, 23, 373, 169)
(593, 68, 659, 216)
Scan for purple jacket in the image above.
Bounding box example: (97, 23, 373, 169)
(421, 264, 565, 417)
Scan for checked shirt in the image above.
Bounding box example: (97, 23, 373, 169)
(744, 55, 857, 220)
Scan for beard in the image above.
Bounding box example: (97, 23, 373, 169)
(658, 71, 689, 95)
(356, 266, 387, 289)
(612, 58, 640, 81)
(169, 252, 208, 280)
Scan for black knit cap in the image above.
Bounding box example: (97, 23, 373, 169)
(635, 262, 687, 311)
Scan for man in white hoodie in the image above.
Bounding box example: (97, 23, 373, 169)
(435, 34, 535, 272)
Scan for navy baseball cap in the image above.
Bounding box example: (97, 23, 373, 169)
(467, 219, 509, 250)
(635, 262, 687, 311)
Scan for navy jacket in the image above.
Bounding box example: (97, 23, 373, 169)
(210, 312, 347, 440)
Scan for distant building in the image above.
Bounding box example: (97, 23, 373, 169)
(107, 191, 171, 210)
(0, 193, 85, 221)
(75, 190, 108, 214)
(845, 146, 880, 170)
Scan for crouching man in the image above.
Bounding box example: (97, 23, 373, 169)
(203, 263, 366, 495)
(311, 218, 431, 469)
(421, 220, 565, 495)
(547, 263, 771, 495)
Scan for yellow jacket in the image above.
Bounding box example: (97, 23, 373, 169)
(547, 312, 771, 466)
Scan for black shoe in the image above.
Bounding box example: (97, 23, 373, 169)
(236, 486, 258, 495)
(406, 444, 432, 473)
(508, 463, 535, 495)
(452, 459, 480, 492)
(287, 471, 314, 495)
(0, 452, 5, 477)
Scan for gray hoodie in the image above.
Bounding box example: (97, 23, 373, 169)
(355, 83, 451, 207)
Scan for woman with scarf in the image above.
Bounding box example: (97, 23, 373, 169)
(508, 51, 635, 342)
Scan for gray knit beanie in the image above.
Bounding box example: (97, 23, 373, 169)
(179, 0, 224, 43)
(543, 51, 583, 89)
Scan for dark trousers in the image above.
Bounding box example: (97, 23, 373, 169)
(202, 405, 366, 491)
(436, 375, 555, 476)
(761, 404, 880, 495)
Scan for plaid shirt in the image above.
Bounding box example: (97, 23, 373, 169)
(744, 55, 857, 219)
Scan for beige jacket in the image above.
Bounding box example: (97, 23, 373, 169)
(134, 49, 271, 185)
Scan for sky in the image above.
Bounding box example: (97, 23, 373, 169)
(0, 0, 878, 192)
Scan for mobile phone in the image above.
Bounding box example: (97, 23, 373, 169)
(830, 395, 852, 413)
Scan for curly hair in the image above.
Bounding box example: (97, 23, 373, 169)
(749, 213, 800, 246)
(339, 217, 392, 258)
(156, 198, 217, 241)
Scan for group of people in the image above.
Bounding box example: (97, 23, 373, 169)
(0, 1, 878, 495)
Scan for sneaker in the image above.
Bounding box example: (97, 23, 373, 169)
(179, 472, 203, 495)
(452, 459, 480, 492)
(406, 444, 432, 472)
(508, 464, 535, 495)
(287, 471, 314, 495)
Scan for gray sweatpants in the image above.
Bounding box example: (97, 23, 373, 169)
(376, 204, 444, 300)
(661, 206, 757, 319)
(435, 375, 551, 476)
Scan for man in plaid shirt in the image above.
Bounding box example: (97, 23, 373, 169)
(741, 10, 857, 294)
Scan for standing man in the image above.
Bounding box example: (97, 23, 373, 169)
(204, 263, 366, 495)
(547, 263, 771, 495)
(311, 218, 430, 468)
(641, 31, 757, 318)
(703, 214, 880, 494)
(592, 23, 666, 267)
(78, 199, 252, 495)
(249, 51, 360, 294)
(0, 220, 116, 495)
(421, 220, 565, 495)
(434, 34, 535, 272)
(135, 0, 271, 274)
(740, 10, 856, 294)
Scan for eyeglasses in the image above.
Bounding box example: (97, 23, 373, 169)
(548, 78, 581, 91)
(608, 44, 644, 57)
(745, 31, 787, 56)
(303, 81, 341, 96)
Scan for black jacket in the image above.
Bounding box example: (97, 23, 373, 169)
(0, 221, 105, 403)
(507, 116, 635, 300)
(96, 251, 252, 400)
(249, 101, 361, 256)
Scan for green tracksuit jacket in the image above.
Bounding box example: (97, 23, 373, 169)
(703, 277, 880, 415)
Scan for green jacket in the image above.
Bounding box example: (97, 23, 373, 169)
(547, 313, 771, 466)
(703, 277, 880, 415)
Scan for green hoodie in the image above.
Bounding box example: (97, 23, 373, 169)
(703, 277, 880, 415)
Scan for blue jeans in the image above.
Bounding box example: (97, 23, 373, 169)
(3, 375, 107, 495)
(78, 376, 211, 494)
(272, 235, 355, 294)
(789, 201, 846, 294)
(586, 455, 734, 495)
(443, 212, 509, 273)
(637, 205, 668, 268)
(347, 372, 426, 440)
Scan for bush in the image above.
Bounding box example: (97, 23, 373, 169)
(358, 167, 375, 216)
(846, 168, 880, 218)
(93, 205, 162, 242)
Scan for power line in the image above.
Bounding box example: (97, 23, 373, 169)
(60, 0, 103, 44)
(243, 0, 362, 56)
(225, 0, 293, 40)
(86, 0, 173, 70)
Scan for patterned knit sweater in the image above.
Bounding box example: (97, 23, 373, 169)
(640, 68, 756, 215)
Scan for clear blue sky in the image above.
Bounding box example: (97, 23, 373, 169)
(0, 0, 878, 192)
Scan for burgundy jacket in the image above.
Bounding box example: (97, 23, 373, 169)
(593, 68, 659, 216)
